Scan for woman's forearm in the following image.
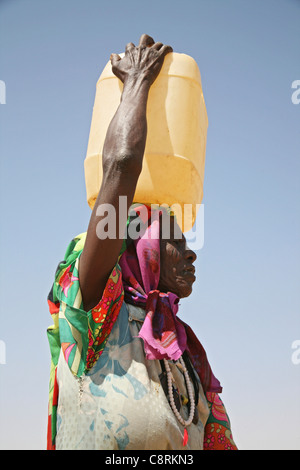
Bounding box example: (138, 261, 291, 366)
(79, 35, 172, 310)
(79, 78, 151, 310)
(102, 75, 150, 177)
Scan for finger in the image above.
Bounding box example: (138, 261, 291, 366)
(110, 53, 121, 66)
(125, 42, 135, 53)
(152, 42, 164, 51)
(139, 34, 155, 48)
(158, 44, 173, 57)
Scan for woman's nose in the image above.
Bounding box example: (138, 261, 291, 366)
(185, 247, 197, 263)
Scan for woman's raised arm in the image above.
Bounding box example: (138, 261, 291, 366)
(79, 34, 172, 311)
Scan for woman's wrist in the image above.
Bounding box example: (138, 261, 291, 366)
(121, 72, 151, 101)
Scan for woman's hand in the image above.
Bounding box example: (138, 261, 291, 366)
(110, 34, 173, 87)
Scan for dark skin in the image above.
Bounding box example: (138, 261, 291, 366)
(79, 34, 197, 311)
(158, 217, 197, 299)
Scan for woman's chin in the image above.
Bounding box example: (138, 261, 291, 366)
(177, 281, 194, 299)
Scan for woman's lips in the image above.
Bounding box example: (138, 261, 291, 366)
(183, 266, 196, 281)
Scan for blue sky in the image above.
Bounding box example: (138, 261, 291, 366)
(0, 0, 299, 450)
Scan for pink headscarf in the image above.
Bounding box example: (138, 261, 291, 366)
(119, 205, 222, 393)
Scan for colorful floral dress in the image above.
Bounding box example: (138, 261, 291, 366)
(47, 233, 237, 450)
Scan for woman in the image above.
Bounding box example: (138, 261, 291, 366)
(47, 34, 237, 450)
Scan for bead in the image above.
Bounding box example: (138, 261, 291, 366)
(163, 356, 196, 428)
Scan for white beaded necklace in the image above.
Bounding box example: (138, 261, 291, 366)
(163, 356, 195, 428)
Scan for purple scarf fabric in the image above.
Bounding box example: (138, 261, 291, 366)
(119, 205, 222, 393)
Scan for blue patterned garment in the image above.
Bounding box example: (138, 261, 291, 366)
(55, 302, 210, 450)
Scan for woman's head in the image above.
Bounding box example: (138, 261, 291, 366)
(120, 205, 197, 302)
(158, 215, 197, 299)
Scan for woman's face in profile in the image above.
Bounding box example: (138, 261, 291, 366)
(158, 218, 197, 298)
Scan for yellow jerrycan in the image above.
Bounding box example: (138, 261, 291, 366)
(84, 52, 208, 232)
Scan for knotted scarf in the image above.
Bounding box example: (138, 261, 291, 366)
(119, 205, 222, 394)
